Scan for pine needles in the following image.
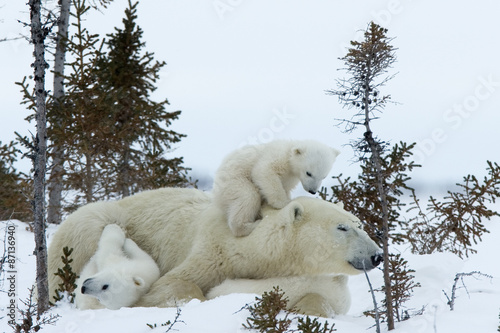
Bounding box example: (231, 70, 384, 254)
(407, 161, 500, 258)
(51, 246, 77, 304)
(242, 287, 336, 333)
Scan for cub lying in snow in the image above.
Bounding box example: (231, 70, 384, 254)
(74, 224, 160, 310)
(212, 140, 340, 236)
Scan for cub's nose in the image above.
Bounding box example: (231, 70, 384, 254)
(308, 190, 316, 195)
(371, 253, 384, 267)
(81, 285, 86, 294)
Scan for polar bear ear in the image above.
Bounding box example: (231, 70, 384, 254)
(332, 148, 341, 157)
(133, 277, 145, 287)
(293, 147, 303, 156)
(284, 202, 304, 224)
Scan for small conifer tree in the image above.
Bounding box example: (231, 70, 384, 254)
(242, 287, 336, 333)
(296, 316, 336, 333)
(325, 21, 399, 330)
(52, 246, 78, 304)
(364, 254, 420, 323)
(407, 161, 500, 258)
(325, 22, 500, 331)
(243, 286, 292, 333)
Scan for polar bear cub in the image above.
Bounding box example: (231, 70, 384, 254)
(75, 224, 160, 310)
(213, 140, 340, 237)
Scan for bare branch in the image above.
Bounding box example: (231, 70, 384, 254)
(443, 271, 493, 311)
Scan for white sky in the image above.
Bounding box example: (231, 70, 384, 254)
(1, 0, 499, 194)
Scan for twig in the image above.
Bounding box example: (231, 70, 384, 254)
(443, 271, 493, 311)
(163, 307, 185, 332)
(364, 267, 381, 333)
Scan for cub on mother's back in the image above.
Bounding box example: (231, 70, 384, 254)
(213, 140, 340, 237)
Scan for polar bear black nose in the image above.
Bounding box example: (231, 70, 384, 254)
(371, 253, 383, 267)
(81, 286, 86, 294)
(308, 190, 316, 195)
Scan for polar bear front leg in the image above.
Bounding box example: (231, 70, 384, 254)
(293, 293, 333, 318)
(94, 224, 126, 268)
(251, 169, 290, 209)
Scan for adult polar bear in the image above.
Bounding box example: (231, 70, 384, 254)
(48, 188, 382, 316)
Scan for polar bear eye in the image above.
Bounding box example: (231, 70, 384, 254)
(337, 225, 348, 232)
(306, 172, 312, 177)
(102, 284, 109, 291)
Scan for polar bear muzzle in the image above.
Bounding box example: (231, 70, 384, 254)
(349, 252, 384, 271)
(80, 277, 106, 296)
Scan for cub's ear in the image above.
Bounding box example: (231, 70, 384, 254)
(133, 277, 145, 287)
(332, 148, 341, 157)
(293, 147, 303, 156)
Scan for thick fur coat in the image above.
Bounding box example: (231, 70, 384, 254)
(48, 188, 381, 317)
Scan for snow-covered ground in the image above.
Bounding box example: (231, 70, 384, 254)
(1, 212, 499, 333)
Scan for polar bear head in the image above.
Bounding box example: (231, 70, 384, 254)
(80, 268, 151, 310)
(255, 197, 382, 276)
(290, 141, 340, 195)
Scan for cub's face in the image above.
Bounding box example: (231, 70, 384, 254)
(290, 145, 339, 195)
(80, 269, 146, 310)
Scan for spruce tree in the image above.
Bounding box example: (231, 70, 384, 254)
(45, 0, 192, 213)
(324, 22, 500, 331)
(325, 22, 399, 330)
(50, 0, 113, 209)
(94, 0, 191, 198)
(47, 0, 114, 224)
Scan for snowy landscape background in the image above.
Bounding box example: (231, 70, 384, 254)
(1, 0, 500, 332)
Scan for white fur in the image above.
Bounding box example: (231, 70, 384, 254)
(48, 188, 381, 317)
(207, 275, 351, 316)
(74, 224, 160, 310)
(213, 140, 340, 236)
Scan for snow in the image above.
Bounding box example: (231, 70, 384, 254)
(1, 216, 499, 333)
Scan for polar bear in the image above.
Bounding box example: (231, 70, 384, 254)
(74, 224, 160, 310)
(213, 140, 340, 236)
(48, 188, 382, 317)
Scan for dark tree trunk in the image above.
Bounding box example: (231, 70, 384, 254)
(362, 74, 394, 330)
(29, 0, 50, 314)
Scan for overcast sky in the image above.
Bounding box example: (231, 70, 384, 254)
(1, 0, 499, 195)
